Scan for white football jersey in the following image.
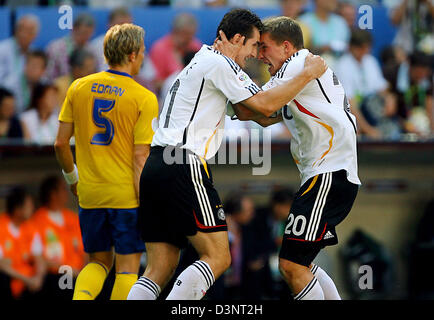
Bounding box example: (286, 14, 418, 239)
(152, 45, 260, 159)
(263, 49, 361, 186)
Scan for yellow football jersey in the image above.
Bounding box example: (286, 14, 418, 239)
(59, 70, 158, 209)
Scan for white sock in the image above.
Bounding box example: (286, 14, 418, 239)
(294, 276, 324, 300)
(311, 264, 341, 300)
(127, 276, 161, 300)
(166, 260, 215, 300)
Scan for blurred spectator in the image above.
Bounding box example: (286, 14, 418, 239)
(45, 13, 95, 80)
(380, 45, 408, 94)
(0, 15, 40, 92)
(338, 0, 357, 28)
(335, 29, 400, 140)
(0, 88, 28, 141)
(88, 7, 157, 92)
(32, 175, 84, 300)
(248, 187, 294, 299)
(147, 0, 170, 5)
(2, 0, 88, 6)
(408, 199, 434, 299)
(134, 55, 158, 94)
(299, 0, 350, 64)
(223, 192, 255, 299)
(202, 0, 246, 7)
(159, 50, 197, 105)
(88, 0, 144, 7)
(54, 48, 96, 104)
(395, 51, 433, 135)
(388, 0, 434, 55)
(6, 50, 48, 114)
(149, 13, 202, 85)
(89, 7, 133, 72)
(0, 187, 46, 300)
(280, 0, 312, 48)
(20, 82, 59, 145)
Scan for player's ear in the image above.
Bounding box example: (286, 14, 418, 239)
(129, 51, 136, 63)
(283, 40, 292, 54)
(230, 33, 242, 45)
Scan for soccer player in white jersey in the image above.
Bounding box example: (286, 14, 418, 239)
(218, 16, 361, 300)
(127, 9, 327, 300)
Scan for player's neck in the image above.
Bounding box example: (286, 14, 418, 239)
(109, 64, 134, 77)
(287, 48, 300, 59)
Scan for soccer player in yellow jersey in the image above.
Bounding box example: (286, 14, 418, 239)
(54, 24, 158, 300)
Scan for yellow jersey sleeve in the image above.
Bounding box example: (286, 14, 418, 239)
(134, 92, 159, 145)
(59, 79, 80, 123)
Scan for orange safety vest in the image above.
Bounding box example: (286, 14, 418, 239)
(31, 207, 84, 273)
(0, 213, 39, 298)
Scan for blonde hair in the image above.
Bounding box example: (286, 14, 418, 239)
(103, 23, 144, 67)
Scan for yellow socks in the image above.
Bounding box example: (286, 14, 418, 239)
(110, 273, 138, 300)
(73, 262, 108, 300)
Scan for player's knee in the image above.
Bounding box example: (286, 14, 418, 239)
(221, 250, 231, 272)
(211, 249, 231, 273)
(201, 250, 231, 277)
(146, 259, 178, 279)
(90, 258, 113, 272)
(278, 258, 304, 282)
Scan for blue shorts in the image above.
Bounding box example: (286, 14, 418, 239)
(78, 207, 146, 254)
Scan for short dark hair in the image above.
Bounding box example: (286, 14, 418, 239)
(270, 187, 294, 205)
(224, 191, 247, 215)
(410, 51, 432, 68)
(27, 49, 48, 68)
(109, 7, 131, 23)
(216, 8, 263, 44)
(69, 48, 95, 68)
(29, 82, 57, 110)
(73, 13, 95, 28)
(39, 175, 62, 206)
(6, 186, 29, 216)
(349, 29, 372, 47)
(262, 16, 304, 49)
(0, 87, 14, 106)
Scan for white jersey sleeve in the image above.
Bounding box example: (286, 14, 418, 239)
(262, 50, 308, 100)
(206, 55, 261, 104)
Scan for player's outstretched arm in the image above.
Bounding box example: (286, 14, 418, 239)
(54, 121, 77, 196)
(232, 102, 283, 127)
(241, 54, 327, 117)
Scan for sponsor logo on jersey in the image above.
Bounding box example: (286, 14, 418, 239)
(324, 231, 334, 240)
(217, 208, 226, 220)
(239, 74, 248, 82)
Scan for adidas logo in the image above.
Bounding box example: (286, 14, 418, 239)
(324, 231, 334, 240)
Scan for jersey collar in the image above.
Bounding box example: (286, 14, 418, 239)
(106, 69, 133, 78)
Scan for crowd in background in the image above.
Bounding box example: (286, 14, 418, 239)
(0, 0, 432, 146)
(0, 173, 297, 300)
(0, 176, 85, 300)
(0, 0, 433, 300)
